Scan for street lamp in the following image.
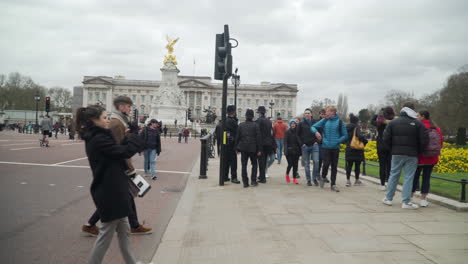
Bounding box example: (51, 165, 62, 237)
(269, 100, 275, 118)
(34, 93, 40, 133)
(231, 68, 240, 110)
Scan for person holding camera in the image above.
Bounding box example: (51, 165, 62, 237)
(75, 104, 145, 264)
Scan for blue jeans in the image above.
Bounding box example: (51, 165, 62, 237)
(144, 149, 158, 177)
(302, 144, 320, 182)
(265, 152, 275, 174)
(386, 155, 418, 204)
(275, 139, 284, 163)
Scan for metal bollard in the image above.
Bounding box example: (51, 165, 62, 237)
(199, 135, 209, 179)
(362, 160, 366, 176)
(461, 179, 467, 203)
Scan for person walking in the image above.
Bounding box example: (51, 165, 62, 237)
(344, 114, 368, 186)
(255, 106, 273, 183)
(40, 115, 52, 147)
(224, 105, 240, 184)
(177, 126, 183, 143)
(297, 108, 320, 186)
(75, 105, 145, 264)
(235, 109, 262, 188)
(53, 122, 60, 138)
(183, 128, 190, 143)
(371, 106, 396, 190)
(140, 119, 161, 180)
(312, 106, 348, 192)
(163, 125, 168, 138)
(82, 96, 152, 237)
(273, 117, 288, 164)
(382, 102, 429, 209)
(284, 119, 301, 184)
(411, 110, 443, 207)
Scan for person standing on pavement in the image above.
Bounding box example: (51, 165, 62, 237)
(297, 108, 320, 186)
(236, 109, 262, 188)
(163, 125, 168, 138)
(53, 122, 60, 138)
(140, 119, 161, 180)
(344, 114, 368, 187)
(178, 126, 183, 143)
(316, 109, 328, 181)
(382, 102, 429, 209)
(82, 96, 152, 237)
(312, 106, 348, 192)
(183, 127, 190, 143)
(273, 117, 288, 164)
(371, 106, 396, 190)
(255, 106, 273, 183)
(284, 119, 301, 184)
(40, 115, 52, 147)
(411, 110, 443, 207)
(75, 105, 145, 264)
(224, 105, 240, 184)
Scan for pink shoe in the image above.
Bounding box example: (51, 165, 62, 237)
(293, 178, 298, 184)
(285, 174, 291, 183)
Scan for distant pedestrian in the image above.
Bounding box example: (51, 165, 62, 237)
(183, 128, 190, 143)
(297, 108, 320, 186)
(163, 125, 168, 138)
(344, 114, 368, 186)
(284, 119, 301, 184)
(382, 102, 429, 209)
(371, 106, 396, 190)
(411, 110, 443, 207)
(75, 105, 145, 264)
(273, 117, 288, 164)
(54, 122, 59, 138)
(312, 106, 348, 192)
(235, 109, 262, 188)
(178, 126, 183, 143)
(140, 119, 161, 180)
(40, 115, 52, 147)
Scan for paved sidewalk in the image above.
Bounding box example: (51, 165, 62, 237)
(152, 157, 468, 264)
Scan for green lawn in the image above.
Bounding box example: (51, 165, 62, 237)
(337, 153, 468, 201)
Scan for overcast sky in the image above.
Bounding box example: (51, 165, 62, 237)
(1, 0, 467, 114)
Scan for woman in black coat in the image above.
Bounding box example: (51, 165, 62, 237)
(345, 114, 368, 187)
(284, 119, 301, 184)
(76, 105, 145, 264)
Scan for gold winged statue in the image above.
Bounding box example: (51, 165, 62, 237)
(164, 35, 179, 65)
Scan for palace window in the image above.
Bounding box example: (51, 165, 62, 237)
(88, 92, 93, 101)
(132, 95, 136, 102)
(263, 99, 268, 106)
(141, 95, 145, 103)
(288, 99, 292, 107)
(229, 98, 234, 104)
(281, 99, 285, 107)
(247, 99, 251, 106)
(211, 97, 217, 105)
(255, 99, 259, 106)
(238, 99, 242, 106)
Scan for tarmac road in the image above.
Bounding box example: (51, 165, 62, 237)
(0, 131, 200, 263)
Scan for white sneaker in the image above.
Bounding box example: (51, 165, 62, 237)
(379, 185, 386, 191)
(266, 174, 270, 178)
(402, 202, 419, 209)
(382, 198, 392, 206)
(420, 200, 429, 207)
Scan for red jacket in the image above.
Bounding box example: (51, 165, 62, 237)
(273, 120, 288, 139)
(418, 119, 443, 165)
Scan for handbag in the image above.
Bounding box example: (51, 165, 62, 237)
(128, 174, 151, 197)
(350, 128, 365, 150)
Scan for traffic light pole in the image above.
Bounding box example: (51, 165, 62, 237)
(219, 73, 229, 186)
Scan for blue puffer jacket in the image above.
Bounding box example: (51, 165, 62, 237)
(311, 114, 348, 149)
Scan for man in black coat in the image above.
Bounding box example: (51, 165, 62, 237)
(382, 102, 429, 209)
(224, 105, 240, 184)
(255, 106, 273, 183)
(236, 109, 262, 187)
(371, 106, 395, 190)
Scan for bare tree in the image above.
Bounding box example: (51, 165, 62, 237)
(49, 87, 72, 112)
(336, 93, 348, 120)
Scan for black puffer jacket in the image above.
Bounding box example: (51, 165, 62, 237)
(236, 120, 262, 153)
(383, 111, 429, 157)
(84, 126, 145, 223)
(371, 115, 392, 153)
(284, 128, 301, 156)
(255, 116, 272, 147)
(296, 119, 318, 146)
(345, 123, 368, 161)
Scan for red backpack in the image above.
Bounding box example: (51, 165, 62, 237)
(422, 128, 442, 157)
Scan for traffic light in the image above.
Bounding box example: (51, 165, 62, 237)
(45, 97, 51, 112)
(187, 108, 192, 120)
(214, 25, 232, 80)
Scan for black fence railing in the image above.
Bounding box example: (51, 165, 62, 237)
(339, 157, 467, 203)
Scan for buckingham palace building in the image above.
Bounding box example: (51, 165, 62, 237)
(74, 75, 298, 122)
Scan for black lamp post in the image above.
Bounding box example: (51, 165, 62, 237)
(34, 93, 40, 133)
(231, 68, 240, 110)
(269, 100, 275, 118)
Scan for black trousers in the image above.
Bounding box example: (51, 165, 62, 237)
(286, 154, 300, 178)
(88, 193, 140, 228)
(241, 152, 258, 184)
(321, 148, 340, 185)
(378, 151, 392, 185)
(345, 160, 362, 180)
(258, 145, 272, 181)
(412, 165, 434, 194)
(224, 146, 238, 180)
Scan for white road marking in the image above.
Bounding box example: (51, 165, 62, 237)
(10, 147, 42, 151)
(136, 168, 190, 174)
(77, 186, 84, 188)
(49, 184, 56, 186)
(0, 142, 37, 147)
(20, 182, 28, 185)
(61, 143, 82, 146)
(52, 157, 87, 166)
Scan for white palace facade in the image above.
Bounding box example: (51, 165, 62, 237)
(77, 75, 298, 121)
